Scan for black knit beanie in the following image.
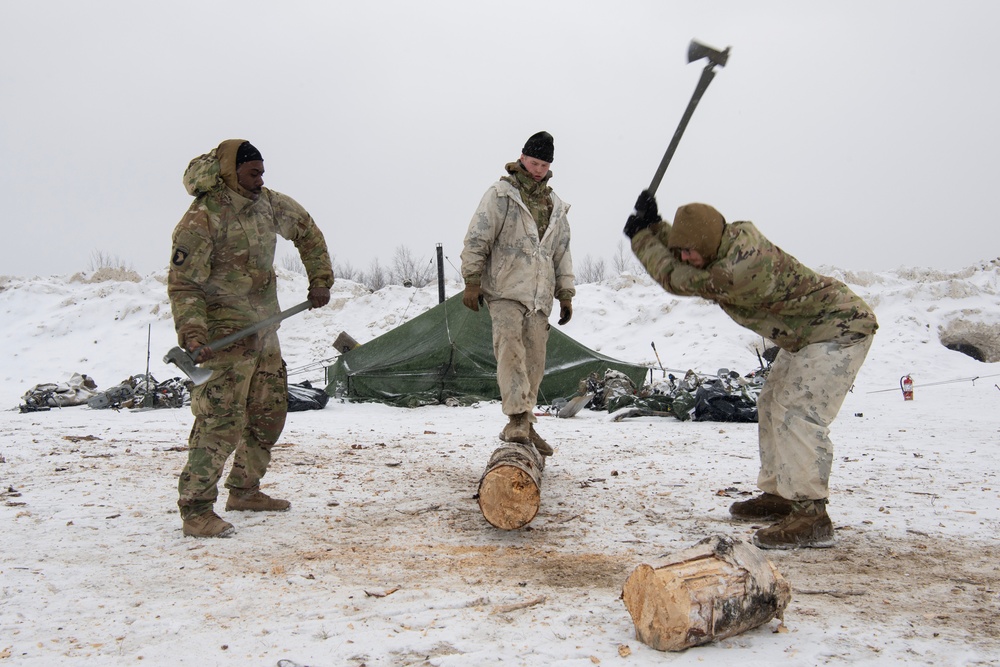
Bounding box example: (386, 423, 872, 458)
(235, 141, 263, 166)
(522, 131, 554, 163)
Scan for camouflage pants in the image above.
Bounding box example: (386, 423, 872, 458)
(756, 335, 873, 501)
(488, 299, 550, 417)
(177, 331, 287, 519)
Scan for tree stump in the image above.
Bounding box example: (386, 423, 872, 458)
(621, 534, 791, 651)
(477, 443, 546, 530)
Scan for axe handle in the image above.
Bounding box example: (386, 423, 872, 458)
(205, 300, 312, 353)
(651, 341, 666, 375)
(647, 63, 720, 197)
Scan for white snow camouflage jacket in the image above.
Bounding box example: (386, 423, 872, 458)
(460, 179, 575, 317)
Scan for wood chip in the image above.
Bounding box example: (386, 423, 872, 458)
(798, 589, 866, 598)
(491, 595, 546, 614)
(364, 586, 400, 598)
(63, 435, 101, 442)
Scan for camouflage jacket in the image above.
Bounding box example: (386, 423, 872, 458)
(168, 142, 334, 347)
(460, 165, 575, 317)
(630, 220, 877, 352)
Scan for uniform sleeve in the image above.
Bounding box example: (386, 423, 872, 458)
(630, 223, 710, 297)
(634, 221, 781, 305)
(460, 186, 502, 285)
(270, 192, 334, 290)
(167, 205, 213, 346)
(553, 220, 575, 301)
(709, 226, 779, 303)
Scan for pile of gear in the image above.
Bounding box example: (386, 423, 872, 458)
(557, 361, 772, 423)
(19, 372, 99, 412)
(18, 372, 191, 412)
(87, 374, 192, 410)
(287, 380, 329, 412)
(19, 372, 330, 414)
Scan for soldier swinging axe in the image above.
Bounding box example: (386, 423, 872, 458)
(633, 39, 730, 219)
(163, 300, 312, 386)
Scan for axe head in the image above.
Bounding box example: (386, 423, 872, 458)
(688, 40, 730, 68)
(163, 346, 214, 386)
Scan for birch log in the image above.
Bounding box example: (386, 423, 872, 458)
(621, 534, 791, 651)
(477, 443, 546, 530)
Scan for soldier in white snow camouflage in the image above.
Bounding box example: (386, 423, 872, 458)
(461, 131, 575, 457)
(625, 192, 877, 550)
(169, 139, 333, 538)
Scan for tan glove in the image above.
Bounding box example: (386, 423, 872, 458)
(463, 284, 483, 311)
(558, 300, 572, 325)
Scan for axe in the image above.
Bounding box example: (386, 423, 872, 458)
(644, 39, 731, 199)
(163, 300, 311, 386)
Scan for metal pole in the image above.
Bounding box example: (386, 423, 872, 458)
(145, 324, 152, 407)
(436, 243, 445, 303)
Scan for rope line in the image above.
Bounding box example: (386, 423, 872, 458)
(867, 373, 1000, 394)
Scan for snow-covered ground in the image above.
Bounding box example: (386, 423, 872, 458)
(1, 261, 998, 666)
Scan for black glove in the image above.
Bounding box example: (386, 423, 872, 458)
(634, 190, 658, 220)
(557, 300, 572, 325)
(623, 190, 660, 238)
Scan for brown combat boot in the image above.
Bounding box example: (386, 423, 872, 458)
(752, 500, 835, 550)
(528, 425, 554, 456)
(729, 492, 795, 522)
(182, 510, 235, 538)
(226, 489, 291, 512)
(500, 412, 530, 445)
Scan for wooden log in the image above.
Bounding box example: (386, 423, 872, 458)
(477, 443, 546, 530)
(621, 534, 791, 652)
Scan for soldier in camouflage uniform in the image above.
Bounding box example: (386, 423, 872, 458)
(625, 192, 877, 549)
(169, 139, 334, 538)
(461, 132, 575, 457)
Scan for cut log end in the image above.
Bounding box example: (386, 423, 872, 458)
(478, 444, 545, 530)
(622, 534, 791, 652)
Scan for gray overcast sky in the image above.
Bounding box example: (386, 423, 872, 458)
(2, 1, 997, 278)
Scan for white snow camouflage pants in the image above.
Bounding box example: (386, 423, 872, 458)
(756, 334, 873, 501)
(488, 299, 550, 418)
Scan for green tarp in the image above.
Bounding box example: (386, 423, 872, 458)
(324, 293, 649, 407)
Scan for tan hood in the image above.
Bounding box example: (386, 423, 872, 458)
(216, 138, 259, 200)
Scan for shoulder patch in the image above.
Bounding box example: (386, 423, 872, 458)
(171, 247, 189, 266)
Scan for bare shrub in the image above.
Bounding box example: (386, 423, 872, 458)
(89, 250, 134, 273)
(361, 258, 388, 292)
(280, 254, 307, 276)
(390, 245, 434, 288)
(282, 239, 641, 291)
(613, 240, 642, 275)
(576, 254, 606, 284)
(334, 260, 361, 282)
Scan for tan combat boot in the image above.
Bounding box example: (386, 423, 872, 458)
(528, 424, 554, 456)
(182, 510, 235, 538)
(500, 412, 530, 445)
(226, 488, 291, 512)
(729, 492, 794, 522)
(752, 499, 834, 550)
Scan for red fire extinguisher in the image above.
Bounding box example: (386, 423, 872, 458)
(900, 375, 914, 401)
